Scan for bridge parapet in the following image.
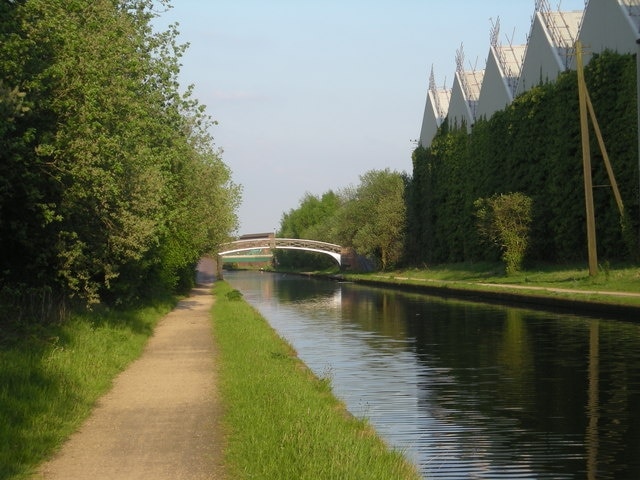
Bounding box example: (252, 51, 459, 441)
(219, 238, 274, 253)
(218, 238, 342, 256)
(216, 237, 367, 277)
(274, 238, 342, 254)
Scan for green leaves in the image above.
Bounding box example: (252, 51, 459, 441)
(278, 169, 407, 271)
(407, 51, 639, 267)
(474, 193, 533, 275)
(1, 0, 241, 318)
(343, 169, 406, 270)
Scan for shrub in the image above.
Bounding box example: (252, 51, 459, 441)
(474, 192, 533, 275)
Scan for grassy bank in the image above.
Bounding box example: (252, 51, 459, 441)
(0, 301, 174, 480)
(344, 262, 640, 307)
(212, 281, 421, 480)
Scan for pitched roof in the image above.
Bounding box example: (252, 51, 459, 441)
(459, 70, 484, 103)
(495, 44, 527, 95)
(540, 10, 583, 51)
(619, 0, 640, 30)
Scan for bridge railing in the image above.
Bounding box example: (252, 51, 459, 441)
(219, 238, 273, 252)
(218, 238, 343, 255)
(274, 238, 342, 254)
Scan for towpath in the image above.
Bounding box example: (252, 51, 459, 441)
(35, 257, 225, 480)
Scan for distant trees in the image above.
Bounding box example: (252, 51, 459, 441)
(1, 0, 240, 319)
(334, 169, 407, 270)
(278, 169, 406, 270)
(278, 191, 341, 269)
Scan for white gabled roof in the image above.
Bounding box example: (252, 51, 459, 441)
(496, 44, 527, 77)
(516, 9, 582, 96)
(496, 43, 527, 94)
(540, 10, 583, 52)
(433, 87, 451, 120)
(577, 0, 640, 66)
(448, 69, 485, 132)
(459, 70, 484, 102)
(476, 43, 526, 120)
(418, 69, 451, 148)
(619, 0, 640, 30)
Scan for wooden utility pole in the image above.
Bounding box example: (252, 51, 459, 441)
(576, 41, 598, 276)
(637, 39, 640, 250)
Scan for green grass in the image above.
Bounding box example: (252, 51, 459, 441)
(345, 261, 640, 306)
(0, 301, 174, 480)
(212, 281, 421, 480)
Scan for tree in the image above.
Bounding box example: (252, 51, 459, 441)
(1, 0, 241, 318)
(474, 192, 533, 275)
(277, 191, 341, 269)
(335, 169, 406, 270)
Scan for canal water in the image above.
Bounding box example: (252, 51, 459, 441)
(224, 270, 640, 479)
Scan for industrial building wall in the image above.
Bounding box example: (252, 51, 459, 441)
(579, 0, 639, 65)
(516, 13, 565, 96)
(447, 72, 474, 132)
(420, 0, 640, 142)
(476, 47, 512, 121)
(419, 91, 441, 147)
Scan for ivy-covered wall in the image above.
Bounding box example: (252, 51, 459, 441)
(406, 51, 640, 265)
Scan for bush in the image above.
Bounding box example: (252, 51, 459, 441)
(474, 192, 533, 275)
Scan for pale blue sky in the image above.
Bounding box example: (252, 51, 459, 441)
(155, 1, 586, 235)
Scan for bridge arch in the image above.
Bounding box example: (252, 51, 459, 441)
(218, 238, 344, 266)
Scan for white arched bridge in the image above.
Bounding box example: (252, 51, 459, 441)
(218, 237, 344, 265)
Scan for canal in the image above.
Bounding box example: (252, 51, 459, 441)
(224, 270, 640, 479)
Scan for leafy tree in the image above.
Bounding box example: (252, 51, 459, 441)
(1, 0, 240, 319)
(279, 191, 340, 240)
(334, 169, 406, 270)
(277, 191, 341, 269)
(474, 193, 533, 275)
(277, 170, 407, 271)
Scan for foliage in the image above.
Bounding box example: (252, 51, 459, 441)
(407, 51, 639, 267)
(277, 191, 341, 269)
(334, 169, 407, 270)
(277, 169, 407, 271)
(474, 193, 533, 275)
(0, 0, 240, 320)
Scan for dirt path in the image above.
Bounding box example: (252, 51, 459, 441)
(36, 258, 225, 480)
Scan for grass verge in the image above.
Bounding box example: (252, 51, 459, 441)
(0, 301, 174, 480)
(212, 281, 421, 480)
(344, 262, 640, 306)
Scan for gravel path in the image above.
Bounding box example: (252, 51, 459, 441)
(36, 258, 225, 479)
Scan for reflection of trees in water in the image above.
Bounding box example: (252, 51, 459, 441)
(229, 271, 640, 478)
(338, 285, 640, 478)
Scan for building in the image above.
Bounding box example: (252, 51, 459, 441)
(515, 2, 582, 96)
(476, 19, 526, 121)
(447, 45, 484, 132)
(578, 0, 640, 65)
(419, 0, 640, 145)
(418, 67, 451, 147)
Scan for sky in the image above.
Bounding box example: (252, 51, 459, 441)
(153, 0, 587, 235)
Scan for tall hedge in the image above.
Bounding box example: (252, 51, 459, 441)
(407, 51, 640, 265)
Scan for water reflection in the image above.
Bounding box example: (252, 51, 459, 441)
(225, 271, 640, 479)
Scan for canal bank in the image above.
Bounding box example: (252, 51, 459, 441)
(226, 270, 640, 479)
(342, 274, 640, 321)
(212, 280, 422, 480)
